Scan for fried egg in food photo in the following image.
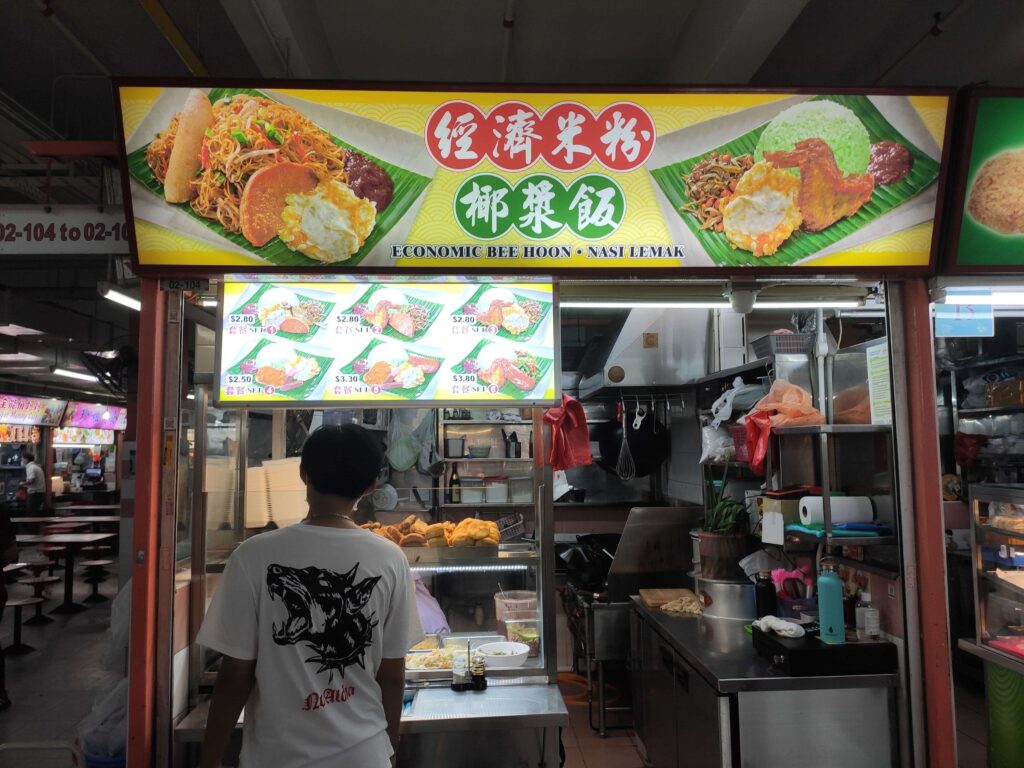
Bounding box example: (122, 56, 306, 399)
(279, 179, 378, 263)
(721, 162, 802, 257)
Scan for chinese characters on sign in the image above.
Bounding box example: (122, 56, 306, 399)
(426, 100, 655, 173)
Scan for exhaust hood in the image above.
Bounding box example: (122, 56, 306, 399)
(576, 307, 709, 399)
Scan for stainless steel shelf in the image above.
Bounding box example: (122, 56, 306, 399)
(774, 424, 892, 435)
(443, 420, 532, 426)
(692, 358, 772, 386)
(785, 531, 898, 548)
(403, 544, 539, 569)
(958, 405, 1024, 416)
(959, 638, 1024, 677)
(830, 554, 900, 580)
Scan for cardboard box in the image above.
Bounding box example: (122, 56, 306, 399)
(761, 498, 801, 545)
(988, 381, 1024, 407)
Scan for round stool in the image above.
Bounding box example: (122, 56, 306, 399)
(4, 597, 43, 654)
(81, 560, 113, 604)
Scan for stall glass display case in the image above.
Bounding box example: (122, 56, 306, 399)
(969, 483, 1024, 671)
(185, 401, 555, 692)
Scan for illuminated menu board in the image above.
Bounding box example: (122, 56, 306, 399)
(53, 427, 116, 445)
(0, 394, 66, 426)
(62, 403, 128, 430)
(217, 281, 558, 406)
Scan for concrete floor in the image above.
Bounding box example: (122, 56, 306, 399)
(0, 557, 122, 768)
(955, 678, 989, 768)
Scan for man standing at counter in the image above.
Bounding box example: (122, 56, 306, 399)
(197, 424, 421, 768)
(19, 452, 45, 514)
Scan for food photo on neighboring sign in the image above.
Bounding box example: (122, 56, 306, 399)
(115, 84, 951, 272)
(951, 92, 1024, 270)
(52, 428, 116, 446)
(216, 281, 557, 405)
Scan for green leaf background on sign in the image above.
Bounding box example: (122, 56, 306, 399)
(452, 338, 553, 399)
(338, 284, 444, 343)
(648, 94, 941, 267)
(336, 337, 444, 401)
(227, 283, 335, 344)
(452, 284, 552, 342)
(225, 337, 334, 402)
(956, 97, 1024, 267)
(126, 87, 431, 268)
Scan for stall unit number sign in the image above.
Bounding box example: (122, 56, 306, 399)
(0, 206, 130, 254)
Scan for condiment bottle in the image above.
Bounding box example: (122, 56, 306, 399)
(855, 592, 881, 641)
(451, 656, 468, 692)
(754, 570, 777, 619)
(817, 560, 845, 645)
(470, 652, 487, 691)
(450, 464, 461, 504)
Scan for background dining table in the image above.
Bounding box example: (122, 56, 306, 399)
(16, 532, 118, 613)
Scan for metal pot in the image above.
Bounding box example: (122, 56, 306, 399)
(695, 576, 756, 621)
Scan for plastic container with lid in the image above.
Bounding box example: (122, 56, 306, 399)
(484, 476, 509, 504)
(460, 477, 485, 504)
(494, 590, 536, 635)
(509, 476, 532, 504)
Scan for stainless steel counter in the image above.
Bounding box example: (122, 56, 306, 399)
(632, 597, 899, 694)
(174, 683, 568, 742)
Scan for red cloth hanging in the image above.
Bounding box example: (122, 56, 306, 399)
(543, 394, 593, 471)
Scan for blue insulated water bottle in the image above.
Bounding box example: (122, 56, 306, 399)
(817, 560, 846, 645)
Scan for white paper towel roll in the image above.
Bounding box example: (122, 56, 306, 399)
(799, 496, 874, 525)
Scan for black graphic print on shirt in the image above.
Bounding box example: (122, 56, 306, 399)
(267, 563, 381, 682)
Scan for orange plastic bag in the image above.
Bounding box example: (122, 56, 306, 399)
(744, 381, 825, 475)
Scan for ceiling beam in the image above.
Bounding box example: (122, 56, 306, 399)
(219, 0, 336, 77)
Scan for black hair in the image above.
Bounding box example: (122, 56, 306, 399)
(23, 452, 35, 462)
(300, 424, 382, 499)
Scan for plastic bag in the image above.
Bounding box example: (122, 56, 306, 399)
(77, 678, 128, 758)
(102, 580, 132, 674)
(699, 425, 734, 464)
(753, 380, 826, 427)
(386, 412, 421, 472)
(544, 394, 593, 471)
(710, 377, 768, 428)
(832, 384, 871, 425)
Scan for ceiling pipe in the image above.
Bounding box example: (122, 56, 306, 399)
(34, 0, 112, 76)
(875, 0, 973, 84)
(138, 0, 210, 76)
(499, 0, 517, 82)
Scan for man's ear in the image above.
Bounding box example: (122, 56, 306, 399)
(299, 465, 309, 486)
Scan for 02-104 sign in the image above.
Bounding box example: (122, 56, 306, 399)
(0, 205, 130, 254)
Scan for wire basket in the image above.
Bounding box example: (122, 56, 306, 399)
(497, 513, 525, 541)
(728, 423, 750, 464)
(751, 333, 814, 358)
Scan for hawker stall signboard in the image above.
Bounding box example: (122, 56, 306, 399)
(61, 402, 129, 431)
(216, 281, 558, 405)
(115, 84, 951, 274)
(0, 394, 67, 427)
(948, 90, 1024, 272)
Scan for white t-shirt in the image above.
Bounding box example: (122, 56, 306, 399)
(24, 462, 45, 494)
(197, 524, 423, 768)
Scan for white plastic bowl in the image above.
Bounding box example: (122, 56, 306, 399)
(476, 641, 530, 667)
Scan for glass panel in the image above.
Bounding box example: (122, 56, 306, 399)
(205, 405, 243, 570)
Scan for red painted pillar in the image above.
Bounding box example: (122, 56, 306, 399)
(902, 278, 956, 767)
(127, 280, 165, 767)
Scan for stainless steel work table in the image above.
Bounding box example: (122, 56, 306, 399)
(632, 597, 899, 694)
(631, 597, 901, 767)
(175, 683, 568, 766)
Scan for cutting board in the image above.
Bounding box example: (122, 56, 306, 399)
(640, 588, 694, 609)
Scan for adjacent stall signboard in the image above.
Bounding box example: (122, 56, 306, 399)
(216, 281, 558, 405)
(115, 83, 951, 274)
(52, 427, 116, 446)
(0, 425, 41, 443)
(62, 402, 129, 430)
(0, 394, 66, 427)
(948, 90, 1024, 272)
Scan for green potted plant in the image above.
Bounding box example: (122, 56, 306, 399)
(698, 461, 753, 581)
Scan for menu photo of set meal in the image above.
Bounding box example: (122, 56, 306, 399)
(217, 281, 557, 405)
(646, 93, 945, 267)
(123, 87, 434, 267)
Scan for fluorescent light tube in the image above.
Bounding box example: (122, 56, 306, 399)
(945, 292, 1024, 306)
(561, 301, 730, 309)
(102, 286, 141, 311)
(753, 301, 862, 309)
(201, 299, 218, 308)
(52, 367, 99, 382)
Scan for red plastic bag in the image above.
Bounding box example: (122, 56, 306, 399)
(543, 394, 593, 471)
(744, 410, 774, 476)
(745, 381, 825, 475)
(954, 432, 988, 467)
